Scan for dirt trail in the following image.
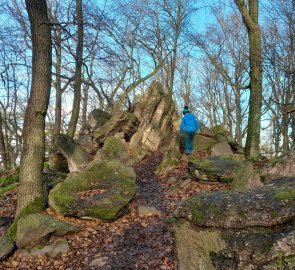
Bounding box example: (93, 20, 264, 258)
(89, 153, 177, 270)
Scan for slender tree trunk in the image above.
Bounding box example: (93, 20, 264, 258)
(168, 0, 182, 94)
(54, 28, 62, 135)
(0, 111, 8, 171)
(235, 0, 262, 159)
(235, 88, 242, 145)
(67, 0, 84, 138)
(16, 0, 52, 217)
(81, 84, 89, 127)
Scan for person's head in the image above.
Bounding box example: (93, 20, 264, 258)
(183, 105, 190, 115)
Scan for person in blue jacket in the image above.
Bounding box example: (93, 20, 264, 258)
(179, 105, 200, 155)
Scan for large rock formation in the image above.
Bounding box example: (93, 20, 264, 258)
(131, 81, 177, 152)
(90, 81, 178, 161)
(49, 159, 136, 221)
(173, 177, 295, 270)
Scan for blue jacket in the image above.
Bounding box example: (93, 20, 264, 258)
(180, 113, 200, 133)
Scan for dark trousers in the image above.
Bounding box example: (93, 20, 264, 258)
(184, 132, 195, 154)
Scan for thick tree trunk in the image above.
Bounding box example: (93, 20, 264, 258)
(235, 0, 262, 159)
(67, 0, 84, 138)
(16, 0, 52, 217)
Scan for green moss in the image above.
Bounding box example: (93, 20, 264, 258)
(211, 125, 228, 136)
(194, 159, 218, 173)
(102, 137, 125, 159)
(269, 252, 295, 268)
(274, 190, 295, 201)
(0, 182, 18, 197)
(220, 176, 233, 184)
(0, 174, 19, 187)
(44, 162, 50, 169)
(166, 217, 178, 224)
(7, 197, 44, 240)
(271, 210, 279, 218)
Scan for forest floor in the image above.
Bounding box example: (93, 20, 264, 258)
(0, 153, 227, 270)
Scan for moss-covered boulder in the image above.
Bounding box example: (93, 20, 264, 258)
(48, 160, 136, 221)
(0, 235, 15, 261)
(176, 177, 295, 228)
(174, 220, 295, 270)
(16, 214, 77, 249)
(174, 177, 295, 269)
(188, 156, 241, 182)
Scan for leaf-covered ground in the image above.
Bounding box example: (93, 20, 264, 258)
(0, 153, 227, 270)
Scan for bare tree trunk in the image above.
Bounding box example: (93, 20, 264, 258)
(0, 111, 8, 171)
(54, 27, 62, 135)
(81, 84, 89, 127)
(168, 0, 182, 94)
(67, 0, 84, 138)
(235, 88, 242, 145)
(235, 0, 262, 159)
(16, 0, 52, 217)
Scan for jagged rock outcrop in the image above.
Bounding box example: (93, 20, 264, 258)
(49, 159, 136, 221)
(130, 81, 177, 152)
(173, 177, 295, 270)
(52, 134, 90, 172)
(93, 111, 140, 151)
(90, 81, 178, 160)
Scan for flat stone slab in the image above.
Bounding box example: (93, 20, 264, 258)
(175, 177, 295, 228)
(188, 156, 240, 177)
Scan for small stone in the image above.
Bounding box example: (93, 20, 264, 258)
(138, 206, 163, 217)
(89, 256, 108, 267)
(178, 179, 192, 189)
(0, 235, 15, 261)
(167, 177, 177, 184)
